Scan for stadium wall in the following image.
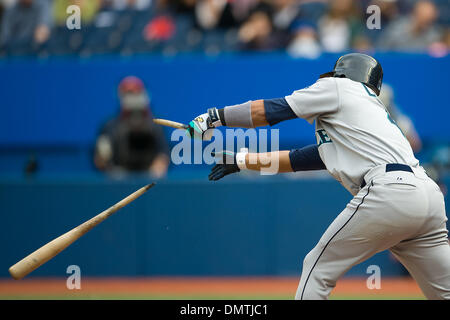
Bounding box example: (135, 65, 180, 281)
(1, 175, 448, 278)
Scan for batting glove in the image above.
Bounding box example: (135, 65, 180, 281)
(188, 108, 222, 141)
(209, 151, 240, 181)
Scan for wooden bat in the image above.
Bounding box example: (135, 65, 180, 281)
(153, 118, 189, 130)
(8, 183, 155, 280)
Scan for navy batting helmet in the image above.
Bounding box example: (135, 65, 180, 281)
(320, 53, 383, 96)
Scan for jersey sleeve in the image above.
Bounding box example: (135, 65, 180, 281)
(289, 145, 326, 171)
(285, 77, 339, 124)
(263, 98, 297, 126)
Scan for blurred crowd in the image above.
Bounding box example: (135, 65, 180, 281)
(0, 0, 449, 57)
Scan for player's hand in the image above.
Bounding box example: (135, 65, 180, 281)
(208, 151, 240, 181)
(187, 113, 214, 140)
(187, 108, 222, 141)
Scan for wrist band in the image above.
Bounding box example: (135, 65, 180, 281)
(207, 107, 222, 127)
(236, 151, 248, 170)
(222, 101, 253, 128)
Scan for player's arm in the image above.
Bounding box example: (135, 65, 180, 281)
(188, 78, 338, 140)
(219, 98, 297, 127)
(188, 98, 296, 140)
(209, 145, 326, 181)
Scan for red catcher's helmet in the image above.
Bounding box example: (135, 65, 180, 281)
(118, 76, 145, 94)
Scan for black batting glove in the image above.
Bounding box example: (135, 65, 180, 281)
(208, 151, 240, 181)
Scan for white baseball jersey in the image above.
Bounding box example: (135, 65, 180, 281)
(285, 77, 419, 195)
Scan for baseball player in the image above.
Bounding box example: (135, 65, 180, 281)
(187, 53, 450, 300)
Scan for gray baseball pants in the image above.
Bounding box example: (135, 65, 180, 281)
(295, 164, 450, 300)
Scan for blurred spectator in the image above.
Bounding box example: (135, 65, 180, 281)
(287, 21, 321, 58)
(0, 0, 15, 7)
(366, 0, 399, 43)
(377, 0, 442, 51)
(429, 27, 450, 57)
(2, 0, 448, 56)
(217, 0, 259, 28)
(442, 27, 450, 50)
(94, 76, 170, 178)
(379, 83, 422, 153)
(109, 0, 152, 11)
(238, 4, 280, 51)
(317, 0, 367, 52)
(0, 3, 3, 33)
(0, 0, 52, 48)
(271, 0, 302, 47)
(195, 0, 227, 30)
(185, 0, 253, 31)
(375, 0, 399, 23)
(53, 0, 101, 27)
(272, 0, 301, 30)
(144, 14, 176, 41)
(157, 0, 194, 14)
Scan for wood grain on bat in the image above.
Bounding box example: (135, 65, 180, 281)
(153, 118, 188, 129)
(8, 183, 155, 280)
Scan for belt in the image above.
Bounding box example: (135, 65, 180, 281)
(360, 163, 414, 189)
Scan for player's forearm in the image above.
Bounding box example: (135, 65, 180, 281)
(238, 145, 326, 173)
(189, 98, 296, 139)
(215, 100, 268, 128)
(215, 98, 296, 128)
(209, 146, 325, 181)
(249, 100, 269, 127)
(238, 151, 293, 173)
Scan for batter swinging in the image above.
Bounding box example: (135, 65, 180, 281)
(188, 53, 450, 300)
